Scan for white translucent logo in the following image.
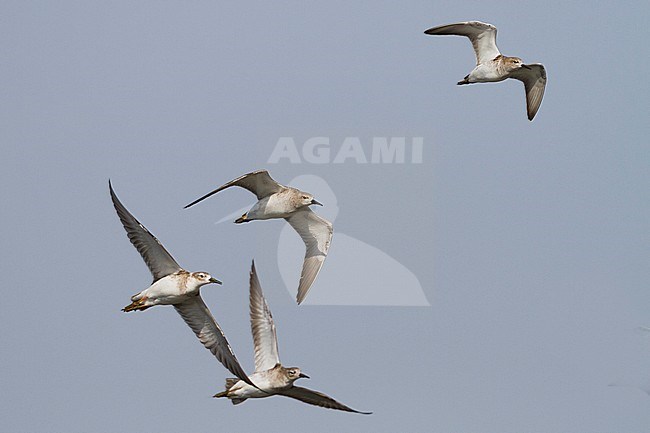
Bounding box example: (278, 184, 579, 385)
(213, 175, 430, 306)
(268, 137, 424, 164)
(278, 175, 429, 306)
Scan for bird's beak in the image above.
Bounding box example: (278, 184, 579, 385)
(209, 277, 222, 285)
(310, 199, 323, 206)
(298, 373, 310, 379)
(521, 64, 531, 70)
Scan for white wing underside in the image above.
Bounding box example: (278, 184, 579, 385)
(425, 21, 500, 65)
(248, 262, 281, 372)
(285, 209, 333, 304)
(174, 296, 255, 387)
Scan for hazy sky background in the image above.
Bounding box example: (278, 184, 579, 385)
(2, 1, 650, 432)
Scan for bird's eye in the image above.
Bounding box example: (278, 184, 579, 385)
(302, 196, 308, 200)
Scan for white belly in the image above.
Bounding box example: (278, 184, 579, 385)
(138, 274, 193, 305)
(248, 194, 295, 220)
(468, 64, 507, 83)
(229, 372, 287, 399)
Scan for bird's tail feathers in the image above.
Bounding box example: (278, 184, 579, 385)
(213, 378, 239, 397)
(214, 378, 248, 404)
(224, 378, 239, 391)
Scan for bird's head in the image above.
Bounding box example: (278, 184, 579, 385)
(191, 271, 222, 287)
(298, 191, 323, 208)
(284, 366, 310, 383)
(506, 56, 529, 70)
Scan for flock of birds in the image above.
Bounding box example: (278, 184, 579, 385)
(111, 21, 547, 415)
(110, 170, 367, 413)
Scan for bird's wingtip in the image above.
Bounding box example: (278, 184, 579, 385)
(296, 289, 307, 305)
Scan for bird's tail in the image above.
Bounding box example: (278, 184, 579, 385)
(214, 378, 248, 404)
(224, 377, 239, 391)
(213, 378, 239, 398)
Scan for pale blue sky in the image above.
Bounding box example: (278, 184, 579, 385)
(2, 1, 649, 432)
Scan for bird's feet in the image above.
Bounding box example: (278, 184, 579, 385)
(234, 213, 249, 224)
(122, 296, 149, 312)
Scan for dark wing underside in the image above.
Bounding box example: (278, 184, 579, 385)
(280, 386, 371, 414)
(109, 181, 182, 282)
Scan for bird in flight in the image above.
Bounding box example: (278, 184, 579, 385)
(424, 20, 547, 120)
(213, 261, 371, 414)
(109, 180, 256, 388)
(185, 170, 333, 304)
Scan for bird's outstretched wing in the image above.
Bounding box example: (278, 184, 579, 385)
(280, 386, 371, 414)
(184, 170, 283, 208)
(285, 208, 333, 304)
(425, 21, 500, 65)
(248, 261, 281, 372)
(509, 63, 546, 120)
(109, 181, 182, 282)
(174, 295, 257, 388)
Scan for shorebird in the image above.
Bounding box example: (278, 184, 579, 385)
(424, 20, 547, 120)
(109, 181, 256, 388)
(213, 261, 371, 414)
(184, 170, 333, 304)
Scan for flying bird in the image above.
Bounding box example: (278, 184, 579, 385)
(109, 180, 256, 388)
(424, 21, 547, 120)
(213, 261, 371, 414)
(184, 170, 333, 304)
